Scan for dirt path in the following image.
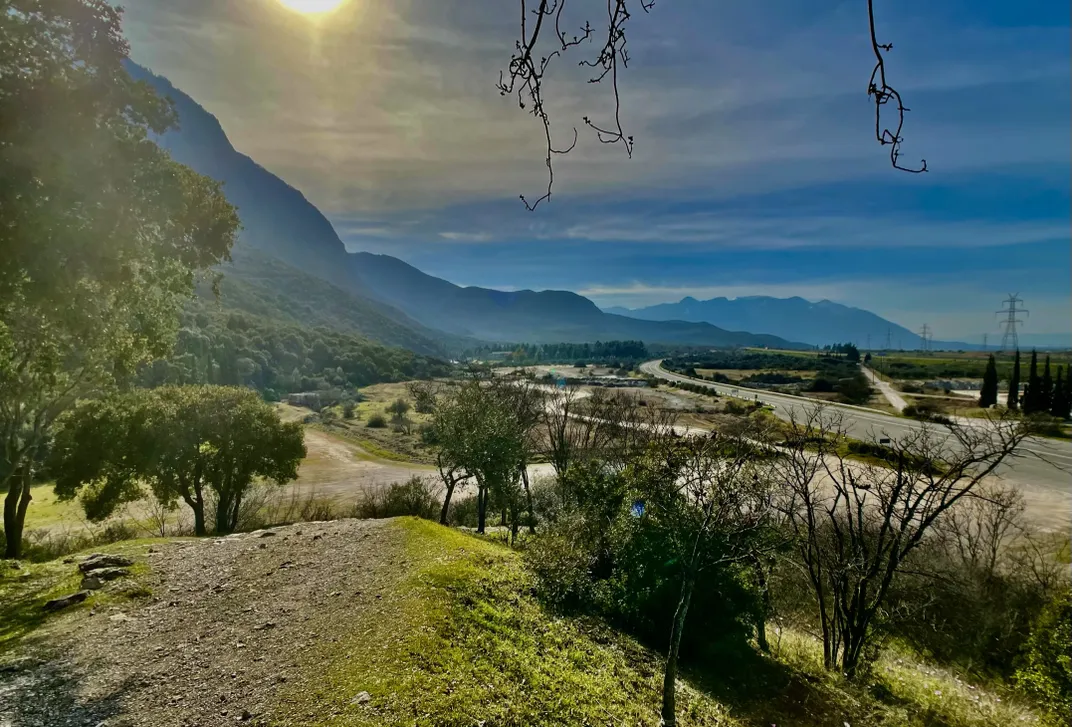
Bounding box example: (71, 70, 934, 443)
(0, 519, 406, 727)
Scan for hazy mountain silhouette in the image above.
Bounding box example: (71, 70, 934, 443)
(129, 61, 804, 351)
(605, 296, 926, 349)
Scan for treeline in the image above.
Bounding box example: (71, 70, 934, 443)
(468, 340, 649, 365)
(138, 305, 453, 396)
(665, 351, 822, 372)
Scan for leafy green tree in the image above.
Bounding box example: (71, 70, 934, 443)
(1007, 350, 1021, 410)
(52, 386, 305, 535)
(1, 2, 239, 557)
(432, 381, 526, 533)
(979, 354, 999, 408)
(386, 398, 412, 432)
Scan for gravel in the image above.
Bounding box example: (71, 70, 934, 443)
(0, 518, 405, 727)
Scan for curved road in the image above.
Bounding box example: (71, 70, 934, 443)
(641, 360, 1072, 530)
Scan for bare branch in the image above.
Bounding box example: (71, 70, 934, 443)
(500, 0, 652, 209)
(867, 0, 927, 173)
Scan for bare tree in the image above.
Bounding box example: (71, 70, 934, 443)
(776, 406, 1030, 677)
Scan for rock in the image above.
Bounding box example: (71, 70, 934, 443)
(350, 691, 371, 705)
(253, 622, 276, 631)
(82, 575, 105, 591)
(79, 554, 135, 573)
(255, 530, 276, 538)
(109, 613, 136, 623)
(43, 591, 90, 612)
(94, 567, 130, 581)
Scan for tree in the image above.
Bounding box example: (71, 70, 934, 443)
(629, 423, 776, 727)
(1, 2, 239, 557)
(1051, 366, 1071, 420)
(1007, 350, 1021, 410)
(432, 381, 526, 533)
(1023, 350, 1041, 414)
(777, 406, 1030, 677)
(52, 386, 305, 535)
(1040, 356, 1054, 414)
(386, 397, 412, 432)
(979, 354, 999, 408)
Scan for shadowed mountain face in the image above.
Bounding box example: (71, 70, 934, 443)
(347, 254, 798, 347)
(606, 296, 926, 349)
(128, 61, 803, 351)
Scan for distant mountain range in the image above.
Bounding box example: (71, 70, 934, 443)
(606, 297, 930, 349)
(127, 62, 805, 352)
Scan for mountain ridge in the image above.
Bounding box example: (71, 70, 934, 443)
(128, 61, 807, 351)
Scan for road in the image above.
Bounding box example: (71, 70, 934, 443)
(862, 365, 907, 412)
(641, 360, 1072, 530)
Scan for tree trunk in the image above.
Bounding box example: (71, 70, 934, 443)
(476, 484, 487, 534)
(521, 467, 536, 534)
(751, 556, 771, 653)
(661, 570, 696, 727)
(439, 467, 457, 525)
(193, 489, 207, 537)
(3, 468, 32, 560)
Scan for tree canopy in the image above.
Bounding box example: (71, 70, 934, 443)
(1, 0, 239, 557)
(52, 386, 305, 535)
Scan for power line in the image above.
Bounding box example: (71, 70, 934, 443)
(997, 294, 1028, 353)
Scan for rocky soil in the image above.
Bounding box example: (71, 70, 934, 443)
(0, 519, 405, 727)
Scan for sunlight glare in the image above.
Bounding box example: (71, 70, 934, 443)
(276, 0, 348, 14)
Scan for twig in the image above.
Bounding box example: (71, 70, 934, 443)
(866, 0, 927, 173)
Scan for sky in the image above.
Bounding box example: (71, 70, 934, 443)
(121, 0, 1070, 342)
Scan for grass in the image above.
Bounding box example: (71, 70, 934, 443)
(0, 539, 161, 654)
(273, 518, 1045, 727)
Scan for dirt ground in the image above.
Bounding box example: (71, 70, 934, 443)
(0, 519, 405, 727)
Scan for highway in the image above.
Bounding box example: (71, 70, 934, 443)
(640, 360, 1072, 530)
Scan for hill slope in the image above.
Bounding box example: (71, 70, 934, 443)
(349, 253, 801, 348)
(2, 518, 1035, 727)
(607, 296, 924, 348)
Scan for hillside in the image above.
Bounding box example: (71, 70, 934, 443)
(1, 518, 1038, 727)
(128, 62, 803, 352)
(349, 253, 802, 348)
(607, 296, 924, 348)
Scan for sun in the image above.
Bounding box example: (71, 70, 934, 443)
(276, 0, 348, 14)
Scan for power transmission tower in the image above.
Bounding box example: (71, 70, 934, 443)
(997, 294, 1028, 353)
(885, 328, 892, 351)
(982, 333, 988, 351)
(918, 324, 932, 352)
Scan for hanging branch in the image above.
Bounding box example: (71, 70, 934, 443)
(499, 0, 653, 210)
(866, 0, 927, 173)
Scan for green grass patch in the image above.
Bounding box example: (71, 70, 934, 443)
(276, 518, 732, 726)
(0, 539, 163, 654)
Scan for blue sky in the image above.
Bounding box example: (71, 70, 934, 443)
(122, 0, 1070, 341)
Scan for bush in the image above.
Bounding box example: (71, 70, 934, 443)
(366, 412, 387, 428)
(356, 477, 441, 520)
(1016, 589, 1072, 719)
(903, 400, 952, 424)
(524, 516, 595, 610)
(343, 402, 357, 419)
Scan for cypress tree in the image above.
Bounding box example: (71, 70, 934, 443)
(1023, 350, 1040, 414)
(1040, 355, 1053, 413)
(1050, 367, 1066, 419)
(979, 354, 999, 408)
(1007, 350, 1021, 410)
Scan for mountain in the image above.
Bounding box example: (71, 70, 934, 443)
(129, 61, 804, 351)
(607, 296, 926, 349)
(348, 254, 799, 347)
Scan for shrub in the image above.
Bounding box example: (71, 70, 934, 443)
(366, 412, 387, 428)
(342, 402, 357, 419)
(524, 516, 595, 609)
(356, 477, 441, 520)
(1016, 589, 1072, 718)
(903, 400, 953, 424)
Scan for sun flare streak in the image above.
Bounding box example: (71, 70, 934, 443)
(276, 0, 348, 14)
